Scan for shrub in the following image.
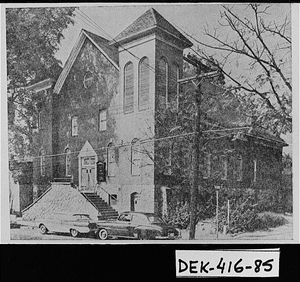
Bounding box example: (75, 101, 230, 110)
(216, 190, 289, 234)
(254, 212, 288, 229)
(163, 201, 190, 229)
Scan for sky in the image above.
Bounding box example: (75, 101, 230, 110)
(55, 3, 291, 65)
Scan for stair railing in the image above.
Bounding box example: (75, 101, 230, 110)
(95, 183, 118, 202)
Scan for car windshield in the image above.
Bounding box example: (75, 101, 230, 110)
(147, 216, 165, 224)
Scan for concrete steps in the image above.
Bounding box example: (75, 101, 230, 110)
(81, 192, 118, 220)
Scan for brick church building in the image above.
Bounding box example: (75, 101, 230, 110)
(24, 8, 287, 219)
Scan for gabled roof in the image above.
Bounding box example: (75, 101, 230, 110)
(53, 29, 119, 94)
(111, 8, 192, 48)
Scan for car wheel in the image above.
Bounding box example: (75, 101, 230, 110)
(70, 229, 79, 237)
(98, 229, 108, 240)
(39, 224, 48, 235)
(137, 230, 143, 240)
(137, 230, 149, 240)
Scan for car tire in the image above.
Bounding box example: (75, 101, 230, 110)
(39, 224, 48, 235)
(137, 230, 149, 240)
(70, 229, 79, 237)
(98, 229, 108, 240)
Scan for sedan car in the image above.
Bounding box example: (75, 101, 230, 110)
(38, 212, 97, 237)
(96, 211, 181, 240)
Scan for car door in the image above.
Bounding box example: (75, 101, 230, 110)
(130, 214, 149, 237)
(115, 214, 132, 237)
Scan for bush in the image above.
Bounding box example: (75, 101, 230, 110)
(254, 212, 288, 229)
(216, 189, 289, 234)
(163, 201, 190, 229)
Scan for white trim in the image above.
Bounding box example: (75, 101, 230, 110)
(53, 30, 86, 94)
(34, 85, 52, 93)
(25, 78, 54, 91)
(117, 34, 156, 53)
(53, 29, 119, 95)
(78, 141, 98, 191)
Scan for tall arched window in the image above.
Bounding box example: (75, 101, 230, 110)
(158, 57, 168, 106)
(131, 139, 140, 176)
(65, 148, 71, 176)
(138, 57, 150, 110)
(124, 62, 134, 113)
(40, 149, 46, 176)
(107, 142, 116, 177)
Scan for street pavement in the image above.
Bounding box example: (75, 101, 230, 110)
(9, 214, 293, 242)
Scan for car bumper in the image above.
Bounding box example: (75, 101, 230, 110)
(155, 233, 182, 240)
(74, 226, 97, 234)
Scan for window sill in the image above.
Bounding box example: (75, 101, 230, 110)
(138, 106, 150, 112)
(123, 110, 134, 115)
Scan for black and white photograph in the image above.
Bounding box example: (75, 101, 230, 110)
(2, 3, 298, 243)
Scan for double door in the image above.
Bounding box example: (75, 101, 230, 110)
(81, 156, 96, 191)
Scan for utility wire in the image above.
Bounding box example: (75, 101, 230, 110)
(76, 8, 156, 74)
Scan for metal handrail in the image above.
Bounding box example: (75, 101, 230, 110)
(95, 183, 118, 202)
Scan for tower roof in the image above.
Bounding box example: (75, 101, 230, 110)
(111, 8, 193, 48)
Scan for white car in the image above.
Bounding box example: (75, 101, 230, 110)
(38, 212, 97, 237)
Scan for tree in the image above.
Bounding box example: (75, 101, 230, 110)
(192, 4, 291, 135)
(6, 7, 77, 163)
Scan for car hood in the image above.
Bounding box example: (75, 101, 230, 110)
(151, 223, 178, 235)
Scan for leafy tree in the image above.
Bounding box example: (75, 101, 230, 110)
(6, 7, 77, 163)
(191, 4, 291, 135)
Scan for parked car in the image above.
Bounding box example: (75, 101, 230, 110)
(38, 212, 97, 237)
(96, 211, 181, 240)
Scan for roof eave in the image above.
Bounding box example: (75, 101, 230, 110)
(110, 25, 192, 49)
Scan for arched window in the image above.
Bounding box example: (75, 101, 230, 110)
(124, 62, 134, 113)
(107, 142, 116, 177)
(131, 139, 140, 176)
(65, 148, 71, 176)
(138, 57, 150, 110)
(158, 57, 168, 106)
(40, 149, 46, 176)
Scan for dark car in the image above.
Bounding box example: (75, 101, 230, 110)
(96, 211, 181, 240)
(38, 212, 98, 237)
